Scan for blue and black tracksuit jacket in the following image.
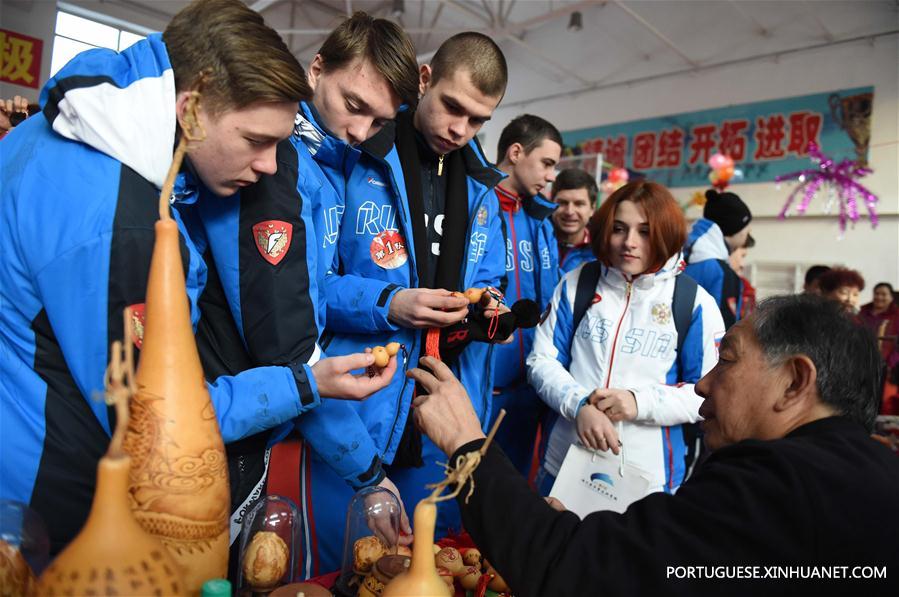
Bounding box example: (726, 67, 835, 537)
(0, 35, 318, 553)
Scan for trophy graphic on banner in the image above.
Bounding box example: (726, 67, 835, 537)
(829, 91, 873, 167)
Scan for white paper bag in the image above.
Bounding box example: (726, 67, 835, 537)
(549, 443, 652, 518)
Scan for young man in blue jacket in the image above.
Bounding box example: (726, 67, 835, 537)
(491, 115, 563, 476)
(299, 33, 510, 570)
(684, 189, 753, 330)
(552, 168, 599, 275)
(178, 13, 419, 575)
(0, 0, 385, 555)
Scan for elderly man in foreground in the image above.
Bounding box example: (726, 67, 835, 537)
(409, 294, 898, 597)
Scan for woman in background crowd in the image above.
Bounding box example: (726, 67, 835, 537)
(859, 283, 899, 415)
(817, 267, 865, 314)
(859, 283, 898, 340)
(527, 181, 724, 501)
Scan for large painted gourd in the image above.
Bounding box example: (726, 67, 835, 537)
(36, 340, 186, 596)
(122, 89, 230, 595)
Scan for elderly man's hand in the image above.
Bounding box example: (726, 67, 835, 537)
(544, 496, 567, 512)
(409, 356, 486, 456)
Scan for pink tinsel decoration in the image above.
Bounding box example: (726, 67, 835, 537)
(775, 142, 878, 231)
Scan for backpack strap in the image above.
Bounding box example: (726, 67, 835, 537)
(573, 261, 602, 332)
(673, 273, 699, 379)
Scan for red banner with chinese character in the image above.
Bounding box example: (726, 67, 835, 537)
(1, 29, 43, 89)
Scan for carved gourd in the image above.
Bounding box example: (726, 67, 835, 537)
(382, 410, 508, 597)
(36, 340, 185, 596)
(122, 89, 230, 595)
(381, 501, 450, 597)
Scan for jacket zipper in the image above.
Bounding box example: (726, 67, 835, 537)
(384, 337, 417, 455)
(358, 149, 418, 456)
(604, 278, 633, 389)
(604, 277, 676, 490)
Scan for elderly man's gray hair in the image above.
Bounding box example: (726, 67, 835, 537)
(751, 294, 881, 431)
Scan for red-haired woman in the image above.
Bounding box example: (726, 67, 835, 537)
(817, 267, 865, 314)
(527, 181, 725, 502)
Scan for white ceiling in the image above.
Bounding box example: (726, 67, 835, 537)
(61, 0, 899, 106)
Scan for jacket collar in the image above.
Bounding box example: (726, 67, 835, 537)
(362, 106, 504, 190)
(295, 101, 358, 172)
(574, 228, 591, 248)
(602, 251, 686, 291)
(496, 184, 557, 220)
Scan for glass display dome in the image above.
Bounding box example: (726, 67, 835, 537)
(236, 495, 302, 595)
(335, 486, 405, 597)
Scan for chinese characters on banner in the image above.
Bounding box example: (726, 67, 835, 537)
(560, 87, 873, 188)
(1, 29, 43, 89)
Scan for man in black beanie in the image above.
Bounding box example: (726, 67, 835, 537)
(681, 189, 753, 478)
(683, 189, 753, 330)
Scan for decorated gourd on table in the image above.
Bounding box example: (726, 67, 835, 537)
(242, 531, 289, 591)
(368, 342, 401, 368)
(36, 328, 185, 596)
(359, 554, 410, 597)
(382, 411, 508, 597)
(0, 539, 36, 597)
(380, 501, 450, 597)
(120, 86, 229, 594)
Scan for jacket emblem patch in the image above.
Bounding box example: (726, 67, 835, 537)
(592, 293, 602, 305)
(477, 206, 488, 226)
(253, 220, 292, 265)
(127, 303, 146, 349)
(370, 230, 408, 269)
(652, 302, 672, 325)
